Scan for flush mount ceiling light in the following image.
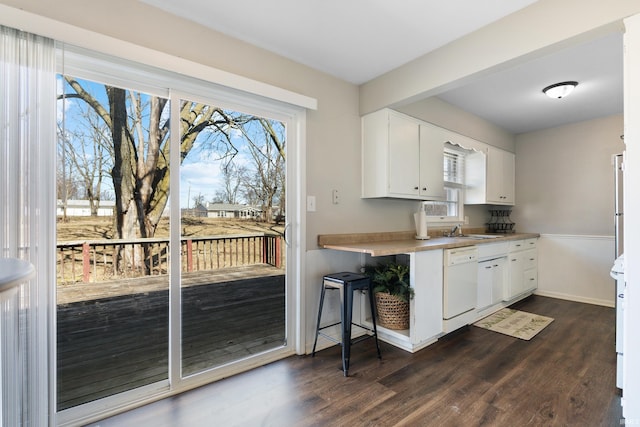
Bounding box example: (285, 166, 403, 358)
(542, 81, 578, 99)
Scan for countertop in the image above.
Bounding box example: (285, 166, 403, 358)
(318, 231, 540, 257)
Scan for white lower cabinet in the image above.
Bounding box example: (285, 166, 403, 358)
(359, 238, 538, 353)
(504, 238, 538, 300)
(362, 250, 443, 353)
(477, 257, 506, 310)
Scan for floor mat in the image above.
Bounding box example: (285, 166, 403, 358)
(473, 308, 554, 340)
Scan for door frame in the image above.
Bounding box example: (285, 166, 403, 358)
(167, 90, 306, 393)
(55, 87, 306, 427)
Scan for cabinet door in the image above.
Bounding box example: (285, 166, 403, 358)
(410, 250, 444, 344)
(419, 124, 445, 200)
(490, 258, 505, 304)
(505, 252, 524, 300)
(524, 268, 538, 293)
(523, 248, 537, 270)
(388, 114, 420, 196)
(501, 150, 515, 204)
(487, 147, 515, 204)
(477, 261, 493, 310)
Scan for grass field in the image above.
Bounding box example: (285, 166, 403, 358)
(56, 216, 285, 242)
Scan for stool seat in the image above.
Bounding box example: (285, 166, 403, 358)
(312, 271, 381, 376)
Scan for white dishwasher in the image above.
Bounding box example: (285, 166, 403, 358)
(443, 246, 478, 320)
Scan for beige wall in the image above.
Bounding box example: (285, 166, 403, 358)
(514, 114, 624, 234)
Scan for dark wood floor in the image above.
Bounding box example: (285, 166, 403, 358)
(91, 295, 622, 426)
(57, 267, 285, 411)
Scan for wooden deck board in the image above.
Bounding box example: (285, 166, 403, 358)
(56, 264, 285, 411)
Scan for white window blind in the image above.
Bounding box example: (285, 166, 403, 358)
(444, 143, 465, 187)
(0, 25, 55, 426)
(423, 143, 468, 221)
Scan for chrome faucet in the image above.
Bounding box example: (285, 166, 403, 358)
(450, 224, 462, 236)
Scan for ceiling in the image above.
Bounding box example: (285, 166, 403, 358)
(141, 0, 623, 135)
(436, 32, 623, 134)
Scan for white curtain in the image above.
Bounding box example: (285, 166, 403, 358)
(0, 25, 56, 426)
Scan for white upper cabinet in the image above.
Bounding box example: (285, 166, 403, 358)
(362, 109, 444, 200)
(386, 112, 421, 197)
(419, 123, 446, 200)
(465, 146, 515, 205)
(487, 147, 515, 204)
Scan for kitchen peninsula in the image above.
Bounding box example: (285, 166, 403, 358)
(317, 230, 540, 352)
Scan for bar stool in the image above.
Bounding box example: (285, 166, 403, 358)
(312, 272, 381, 376)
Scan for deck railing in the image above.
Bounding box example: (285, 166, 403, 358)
(56, 234, 282, 284)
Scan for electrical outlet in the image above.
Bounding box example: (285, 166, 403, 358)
(307, 195, 316, 212)
(332, 189, 339, 204)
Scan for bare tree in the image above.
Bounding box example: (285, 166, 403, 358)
(57, 103, 113, 216)
(214, 163, 246, 205)
(60, 78, 264, 272)
(60, 76, 288, 272)
(238, 118, 286, 222)
(192, 193, 205, 208)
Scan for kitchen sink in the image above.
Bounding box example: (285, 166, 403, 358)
(464, 234, 504, 239)
(441, 232, 505, 239)
(452, 234, 504, 240)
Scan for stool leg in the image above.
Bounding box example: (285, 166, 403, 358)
(342, 283, 353, 376)
(311, 283, 327, 357)
(368, 287, 382, 360)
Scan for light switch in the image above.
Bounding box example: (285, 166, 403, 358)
(307, 195, 316, 212)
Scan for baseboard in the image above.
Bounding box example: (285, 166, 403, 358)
(533, 290, 614, 308)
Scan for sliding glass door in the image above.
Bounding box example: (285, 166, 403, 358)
(177, 98, 287, 377)
(56, 76, 171, 410)
(55, 67, 295, 419)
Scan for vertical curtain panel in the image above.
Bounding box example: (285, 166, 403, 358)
(0, 25, 56, 426)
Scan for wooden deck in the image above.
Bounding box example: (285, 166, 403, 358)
(56, 265, 285, 411)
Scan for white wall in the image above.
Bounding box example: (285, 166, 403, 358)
(536, 234, 616, 306)
(514, 115, 624, 306)
(514, 115, 624, 234)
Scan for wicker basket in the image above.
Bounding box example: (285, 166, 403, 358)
(375, 292, 410, 330)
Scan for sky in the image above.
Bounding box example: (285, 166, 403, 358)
(56, 75, 283, 209)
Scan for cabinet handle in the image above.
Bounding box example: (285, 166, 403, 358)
(485, 266, 492, 269)
(414, 186, 419, 190)
(529, 278, 535, 281)
(493, 264, 499, 267)
(529, 258, 535, 261)
(511, 259, 517, 262)
(422, 187, 427, 191)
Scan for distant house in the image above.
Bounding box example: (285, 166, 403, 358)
(206, 203, 262, 219)
(57, 199, 115, 217)
(181, 203, 208, 218)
